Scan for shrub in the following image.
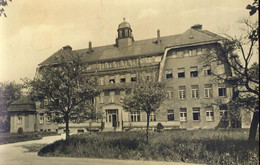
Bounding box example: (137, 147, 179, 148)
(18, 127, 23, 134)
(38, 129, 259, 164)
(156, 123, 164, 132)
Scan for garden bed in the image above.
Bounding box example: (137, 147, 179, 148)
(38, 129, 259, 164)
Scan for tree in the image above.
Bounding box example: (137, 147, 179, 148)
(122, 68, 167, 143)
(0, 0, 12, 17)
(25, 51, 100, 140)
(201, 17, 259, 141)
(0, 81, 23, 132)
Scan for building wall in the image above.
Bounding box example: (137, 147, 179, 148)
(35, 110, 58, 132)
(10, 112, 35, 133)
(161, 45, 233, 129)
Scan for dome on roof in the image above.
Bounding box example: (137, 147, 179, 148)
(118, 21, 131, 29)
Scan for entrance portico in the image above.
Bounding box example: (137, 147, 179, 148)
(102, 103, 125, 131)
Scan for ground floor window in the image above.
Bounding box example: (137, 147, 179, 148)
(106, 109, 118, 123)
(206, 108, 214, 121)
(167, 110, 174, 121)
(130, 111, 140, 122)
(39, 113, 44, 124)
(219, 104, 228, 121)
(180, 108, 187, 121)
(150, 112, 156, 121)
(17, 115, 22, 124)
(192, 107, 200, 121)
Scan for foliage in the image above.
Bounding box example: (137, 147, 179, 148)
(0, 0, 12, 17)
(246, 0, 259, 16)
(156, 123, 164, 132)
(38, 129, 259, 164)
(0, 81, 23, 132)
(24, 51, 100, 139)
(122, 68, 167, 143)
(17, 127, 23, 134)
(201, 13, 259, 140)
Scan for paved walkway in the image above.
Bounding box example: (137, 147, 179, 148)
(0, 134, 199, 165)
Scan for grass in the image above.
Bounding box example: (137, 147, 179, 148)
(38, 129, 259, 164)
(22, 143, 48, 152)
(0, 132, 58, 144)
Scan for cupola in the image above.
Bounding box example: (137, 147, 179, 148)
(116, 18, 134, 47)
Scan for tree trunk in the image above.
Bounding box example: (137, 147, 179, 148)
(248, 111, 259, 142)
(146, 112, 150, 144)
(65, 113, 70, 140)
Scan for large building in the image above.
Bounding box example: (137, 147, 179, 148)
(10, 21, 244, 133)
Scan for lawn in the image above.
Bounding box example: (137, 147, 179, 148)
(38, 129, 259, 164)
(0, 132, 58, 144)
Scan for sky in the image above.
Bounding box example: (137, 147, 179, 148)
(0, 0, 257, 82)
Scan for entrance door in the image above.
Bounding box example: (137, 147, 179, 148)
(106, 109, 118, 128)
(112, 114, 117, 127)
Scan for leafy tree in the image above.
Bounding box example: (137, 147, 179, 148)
(201, 17, 259, 141)
(0, 0, 12, 17)
(0, 81, 23, 132)
(122, 68, 167, 143)
(24, 51, 100, 139)
(246, 0, 259, 16)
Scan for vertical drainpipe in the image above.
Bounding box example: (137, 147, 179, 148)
(158, 47, 173, 82)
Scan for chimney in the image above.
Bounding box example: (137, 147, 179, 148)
(62, 45, 72, 52)
(157, 29, 161, 43)
(191, 24, 202, 30)
(88, 41, 92, 54)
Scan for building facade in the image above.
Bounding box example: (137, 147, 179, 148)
(35, 21, 243, 133)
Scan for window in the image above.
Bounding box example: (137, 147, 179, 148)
(180, 108, 187, 121)
(54, 98, 59, 106)
(219, 105, 228, 121)
(178, 68, 185, 78)
(165, 69, 173, 79)
(113, 61, 117, 68)
(179, 86, 186, 99)
(191, 85, 199, 99)
(39, 114, 44, 124)
(109, 92, 115, 103)
(115, 90, 120, 95)
(130, 112, 140, 122)
(167, 90, 174, 99)
(191, 49, 197, 56)
(192, 107, 200, 121)
(47, 116, 51, 123)
(43, 99, 49, 106)
(203, 65, 211, 76)
(120, 77, 126, 83)
(190, 66, 198, 77)
(131, 76, 136, 82)
(120, 91, 126, 102)
(150, 112, 156, 121)
(204, 84, 213, 98)
(99, 77, 104, 85)
(177, 50, 184, 57)
(109, 76, 115, 84)
(167, 110, 174, 121)
(206, 107, 214, 121)
(218, 84, 227, 97)
(17, 116, 22, 124)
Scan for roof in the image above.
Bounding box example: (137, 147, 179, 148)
(8, 97, 36, 112)
(118, 21, 131, 29)
(39, 27, 224, 66)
